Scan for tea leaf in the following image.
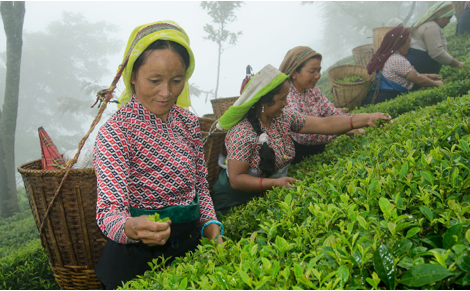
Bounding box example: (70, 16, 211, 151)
(179, 277, 188, 290)
(456, 255, 470, 272)
(337, 265, 349, 287)
(443, 223, 463, 249)
(373, 244, 396, 290)
(399, 162, 409, 180)
(393, 239, 413, 257)
(420, 171, 434, 185)
(406, 227, 421, 239)
(379, 197, 391, 214)
(400, 264, 453, 287)
(460, 139, 470, 152)
(419, 206, 433, 222)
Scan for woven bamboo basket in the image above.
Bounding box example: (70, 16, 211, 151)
(352, 44, 374, 67)
(17, 160, 106, 290)
(199, 117, 226, 192)
(328, 64, 373, 111)
(372, 27, 394, 52)
(210, 96, 239, 120)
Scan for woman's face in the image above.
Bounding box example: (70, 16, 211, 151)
(291, 57, 322, 92)
(131, 49, 186, 121)
(436, 16, 452, 28)
(398, 35, 412, 55)
(262, 80, 290, 119)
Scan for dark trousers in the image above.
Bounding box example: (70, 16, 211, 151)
(404, 48, 442, 76)
(456, 8, 470, 35)
(291, 138, 326, 165)
(94, 218, 200, 290)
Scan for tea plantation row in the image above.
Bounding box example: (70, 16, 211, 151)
(123, 91, 470, 290)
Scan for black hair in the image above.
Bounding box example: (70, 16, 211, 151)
(295, 55, 322, 74)
(247, 80, 286, 178)
(132, 40, 190, 77)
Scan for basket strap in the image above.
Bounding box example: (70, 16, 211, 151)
(202, 120, 219, 145)
(38, 56, 130, 235)
(371, 70, 383, 105)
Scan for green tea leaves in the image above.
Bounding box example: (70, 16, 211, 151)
(399, 162, 409, 180)
(443, 223, 463, 249)
(373, 244, 396, 290)
(400, 264, 453, 287)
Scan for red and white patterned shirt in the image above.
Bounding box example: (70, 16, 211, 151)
(225, 109, 306, 176)
(285, 82, 354, 145)
(94, 95, 217, 244)
(382, 51, 415, 90)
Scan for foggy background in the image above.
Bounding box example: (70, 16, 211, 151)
(0, 1, 438, 183)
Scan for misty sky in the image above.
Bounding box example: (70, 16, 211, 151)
(0, 1, 331, 117)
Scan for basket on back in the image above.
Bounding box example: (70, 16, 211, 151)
(373, 27, 394, 52)
(210, 96, 239, 120)
(17, 160, 106, 289)
(352, 44, 374, 67)
(328, 64, 373, 111)
(199, 117, 226, 192)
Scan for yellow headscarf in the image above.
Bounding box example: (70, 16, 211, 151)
(117, 20, 195, 108)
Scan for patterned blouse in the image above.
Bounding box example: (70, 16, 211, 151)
(94, 96, 217, 244)
(382, 51, 415, 90)
(225, 109, 306, 176)
(285, 82, 353, 146)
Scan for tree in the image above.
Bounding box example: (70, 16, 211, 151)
(201, 1, 243, 99)
(0, 12, 121, 178)
(0, 1, 25, 218)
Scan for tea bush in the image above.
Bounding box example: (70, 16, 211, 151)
(122, 93, 470, 289)
(0, 189, 58, 290)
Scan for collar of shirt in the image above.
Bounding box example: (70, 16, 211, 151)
(128, 95, 178, 129)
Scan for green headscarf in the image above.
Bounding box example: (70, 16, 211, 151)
(412, 1, 455, 29)
(117, 20, 195, 108)
(217, 64, 288, 130)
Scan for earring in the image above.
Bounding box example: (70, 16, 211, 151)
(262, 106, 265, 113)
(170, 92, 173, 96)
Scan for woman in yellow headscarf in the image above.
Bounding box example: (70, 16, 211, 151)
(93, 20, 223, 289)
(405, 1, 465, 76)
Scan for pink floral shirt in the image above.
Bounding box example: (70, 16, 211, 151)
(285, 82, 354, 145)
(382, 51, 415, 90)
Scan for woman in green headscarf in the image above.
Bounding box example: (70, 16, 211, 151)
(93, 20, 223, 289)
(405, 1, 465, 77)
(211, 64, 391, 217)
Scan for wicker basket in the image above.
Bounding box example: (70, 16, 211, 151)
(210, 96, 239, 120)
(199, 117, 226, 192)
(328, 64, 373, 111)
(372, 27, 394, 52)
(352, 44, 374, 67)
(17, 160, 106, 290)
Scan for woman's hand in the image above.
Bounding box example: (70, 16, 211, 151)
(345, 128, 365, 136)
(426, 74, 441, 80)
(366, 113, 393, 127)
(273, 177, 297, 188)
(202, 221, 224, 244)
(434, 80, 444, 87)
(124, 215, 171, 246)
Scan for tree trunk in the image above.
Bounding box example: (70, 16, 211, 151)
(214, 42, 221, 99)
(403, 2, 416, 26)
(0, 1, 25, 218)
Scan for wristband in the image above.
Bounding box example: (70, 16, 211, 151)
(350, 116, 354, 129)
(259, 178, 264, 192)
(201, 220, 224, 238)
